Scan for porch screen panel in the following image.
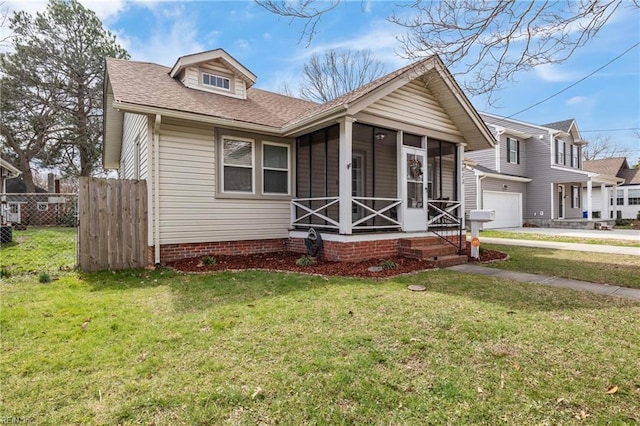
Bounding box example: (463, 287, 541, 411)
(326, 126, 340, 224)
(310, 130, 327, 225)
(427, 139, 458, 201)
(296, 135, 311, 198)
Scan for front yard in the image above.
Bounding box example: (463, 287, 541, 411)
(2, 265, 639, 424)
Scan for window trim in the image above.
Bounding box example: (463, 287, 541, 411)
(262, 141, 291, 195)
(221, 136, 255, 195)
(556, 139, 566, 165)
(616, 189, 624, 206)
(571, 185, 581, 209)
(202, 72, 231, 91)
(628, 188, 640, 205)
(507, 137, 519, 164)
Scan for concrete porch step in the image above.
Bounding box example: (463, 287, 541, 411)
(432, 254, 468, 268)
(400, 244, 459, 259)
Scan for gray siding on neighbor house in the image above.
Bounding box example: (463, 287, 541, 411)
(465, 148, 496, 170)
(498, 133, 527, 176)
(463, 168, 478, 213)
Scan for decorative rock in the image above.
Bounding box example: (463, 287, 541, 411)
(367, 266, 384, 272)
(407, 284, 426, 292)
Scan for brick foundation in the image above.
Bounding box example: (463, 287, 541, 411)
(150, 235, 466, 264)
(149, 239, 288, 263)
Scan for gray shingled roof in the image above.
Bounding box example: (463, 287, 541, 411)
(619, 167, 640, 185)
(542, 119, 575, 133)
(106, 58, 319, 129)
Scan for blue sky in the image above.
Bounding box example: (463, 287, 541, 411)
(6, 1, 640, 164)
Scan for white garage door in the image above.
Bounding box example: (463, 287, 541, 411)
(483, 191, 522, 229)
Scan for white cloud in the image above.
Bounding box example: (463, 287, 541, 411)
(535, 64, 582, 83)
(119, 4, 205, 66)
(566, 96, 588, 106)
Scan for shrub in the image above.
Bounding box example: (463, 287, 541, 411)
(615, 218, 632, 227)
(295, 255, 316, 267)
(637, 211, 640, 220)
(1, 268, 10, 278)
(38, 272, 52, 283)
(202, 256, 216, 266)
(379, 259, 399, 270)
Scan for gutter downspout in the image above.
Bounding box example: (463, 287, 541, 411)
(153, 114, 161, 266)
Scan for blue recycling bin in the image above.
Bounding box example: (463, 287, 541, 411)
(582, 211, 588, 218)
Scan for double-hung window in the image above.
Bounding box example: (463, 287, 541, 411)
(222, 137, 254, 193)
(556, 139, 566, 165)
(628, 189, 640, 205)
(263, 143, 289, 194)
(571, 185, 581, 208)
(571, 145, 580, 168)
(506, 137, 519, 164)
(616, 189, 624, 205)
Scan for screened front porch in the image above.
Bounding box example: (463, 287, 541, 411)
(291, 121, 463, 235)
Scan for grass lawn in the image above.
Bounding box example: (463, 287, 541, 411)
(483, 244, 640, 289)
(2, 268, 639, 424)
(478, 230, 640, 247)
(0, 227, 77, 275)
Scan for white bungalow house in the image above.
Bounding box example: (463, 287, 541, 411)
(583, 157, 640, 219)
(103, 49, 495, 265)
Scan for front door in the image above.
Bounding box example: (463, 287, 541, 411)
(558, 185, 565, 219)
(402, 147, 428, 231)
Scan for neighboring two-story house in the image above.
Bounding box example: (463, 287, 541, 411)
(464, 114, 621, 229)
(583, 157, 640, 219)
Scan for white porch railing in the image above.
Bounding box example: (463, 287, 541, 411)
(291, 197, 402, 231)
(427, 199, 461, 226)
(291, 197, 340, 230)
(352, 197, 401, 230)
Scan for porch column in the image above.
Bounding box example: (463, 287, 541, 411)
(457, 143, 465, 228)
(600, 183, 607, 220)
(586, 179, 593, 220)
(338, 117, 355, 235)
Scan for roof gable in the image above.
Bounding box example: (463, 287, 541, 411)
(169, 49, 256, 87)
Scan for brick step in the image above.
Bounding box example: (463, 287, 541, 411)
(432, 254, 468, 268)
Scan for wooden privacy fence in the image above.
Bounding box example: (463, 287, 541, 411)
(78, 177, 147, 272)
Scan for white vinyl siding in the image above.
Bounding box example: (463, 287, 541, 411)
(156, 119, 291, 245)
(120, 113, 148, 179)
(363, 81, 462, 138)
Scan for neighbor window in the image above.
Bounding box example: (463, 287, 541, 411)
(37, 202, 48, 211)
(202, 72, 230, 90)
(571, 185, 581, 208)
(263, 142, 289, 194)
(507, 137, 519, 164)
(628, 188, 640, 205)
(571, 145, 580, 168)
(616, 189, 624, 205)
(222, 137, 254, 192)
(555, 139, 566, 165)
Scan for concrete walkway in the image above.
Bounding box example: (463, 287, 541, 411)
(447, 263, 640, 300)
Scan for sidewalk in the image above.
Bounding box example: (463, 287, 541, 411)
(447, 263, 640, 300)
(474, 237, 640, 256)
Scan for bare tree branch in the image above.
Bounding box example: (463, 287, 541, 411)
(582, 135, 631, 161)
(298, 49, 387, 102)
(257, 0, 639, 99)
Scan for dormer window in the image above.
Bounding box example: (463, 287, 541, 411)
(202, 72, 230, 90)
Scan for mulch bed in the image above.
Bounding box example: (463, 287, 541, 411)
(166, 249, 508, 278)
